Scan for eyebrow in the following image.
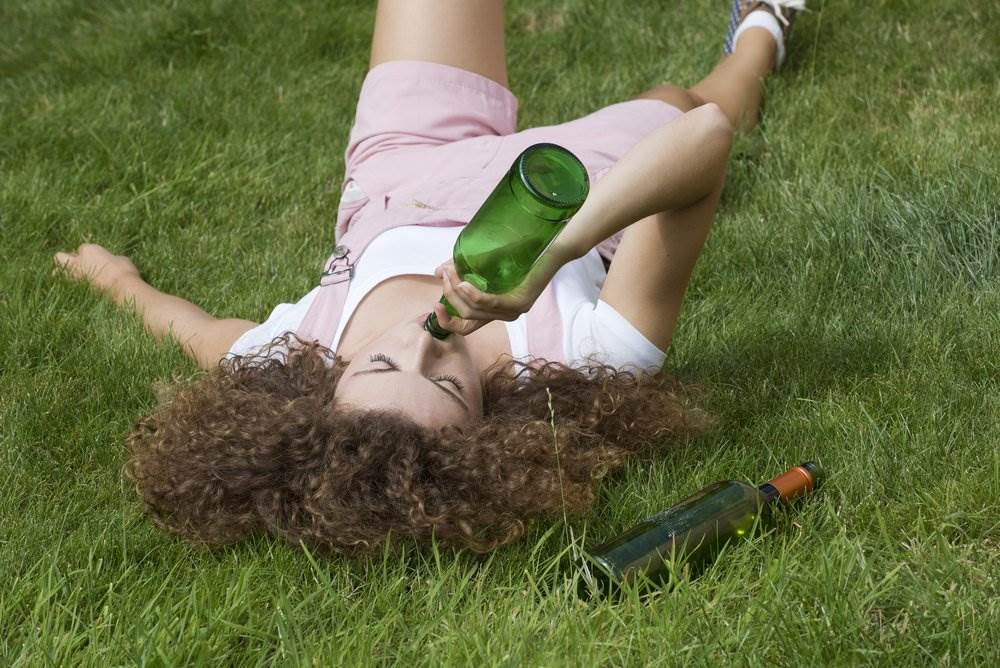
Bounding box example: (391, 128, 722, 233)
(351, 367, 470, 413)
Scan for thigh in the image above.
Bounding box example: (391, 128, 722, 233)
(370, 0, 508, 87)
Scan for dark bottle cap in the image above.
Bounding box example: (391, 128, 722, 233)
(799, 461, 823, 487)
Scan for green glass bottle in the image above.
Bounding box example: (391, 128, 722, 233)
(424, 143, 589, 339)
(580, 462, 823, 596)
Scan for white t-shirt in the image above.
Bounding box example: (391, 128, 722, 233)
(229, 226, 665, 372)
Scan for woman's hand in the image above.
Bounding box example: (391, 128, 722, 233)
(432, 247, 570, 336)
(54, 243, 140, 298)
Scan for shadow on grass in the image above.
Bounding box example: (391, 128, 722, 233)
(676, 326, 906, 425)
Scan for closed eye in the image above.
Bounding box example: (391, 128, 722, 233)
(354, 353, 469, 412)
(369, 352, 398, 369)
(432, 374, 464, 393)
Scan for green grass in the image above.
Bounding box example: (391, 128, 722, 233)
(2, 0, 999, 664)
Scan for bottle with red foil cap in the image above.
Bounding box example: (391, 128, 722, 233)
(581, 462, 823, 595)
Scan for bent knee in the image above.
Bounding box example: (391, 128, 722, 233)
(635, 84, 700, 113)
(685, 103, 734, 169)
(695, 102, 734, 136)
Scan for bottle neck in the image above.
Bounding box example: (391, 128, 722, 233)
(757, 482, 782, 505)
(424, 313, 451, 340)
(757, 462, 822, 505)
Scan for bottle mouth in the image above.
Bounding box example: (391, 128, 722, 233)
(423, 313, 451, 340)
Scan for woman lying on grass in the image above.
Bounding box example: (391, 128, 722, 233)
(55, 1, 806, 553)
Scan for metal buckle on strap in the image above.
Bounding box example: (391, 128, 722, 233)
(320, 244, 354, 286)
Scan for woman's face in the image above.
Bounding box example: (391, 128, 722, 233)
(335, 315, 485, 429)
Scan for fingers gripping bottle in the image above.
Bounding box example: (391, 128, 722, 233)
(424, 143, 590, 339)
(581, 462, 824, 595)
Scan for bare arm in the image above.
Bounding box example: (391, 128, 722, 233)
(54, 244, 257, 369)
(584, 103, 733, 350)
(553, 103, 732, 260)
(433, 103, 733, 336)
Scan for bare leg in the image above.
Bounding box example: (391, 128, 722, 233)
(688, 28, 776, 131)
(606, 17, 785, 348)
(602, 184, 721, 350)
(637, 27, 778, 132)
(370, 0, 508, 86)
(635, 84, 701, 113)
(614, 29, 777, 348)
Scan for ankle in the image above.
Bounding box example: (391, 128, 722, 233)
(723, 1, 805, 69)
(731, 24, 778, 73)
(733, 9, 785, 68)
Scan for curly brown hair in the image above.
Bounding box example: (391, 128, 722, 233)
(125, 336, 703, 554)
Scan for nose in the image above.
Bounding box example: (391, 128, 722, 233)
(413, 320, 453, 371)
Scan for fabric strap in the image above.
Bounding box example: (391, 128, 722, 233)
(297, 226, 566, 363)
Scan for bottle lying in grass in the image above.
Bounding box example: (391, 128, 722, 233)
(424, 142, 590, 339)
(580, 462, 823, 596)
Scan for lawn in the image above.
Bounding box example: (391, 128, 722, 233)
(2, 0, 998, 665)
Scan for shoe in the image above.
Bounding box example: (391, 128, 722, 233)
(723, 0, 806, 65)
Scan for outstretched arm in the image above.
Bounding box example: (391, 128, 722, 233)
(53, 244, 256, 369)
